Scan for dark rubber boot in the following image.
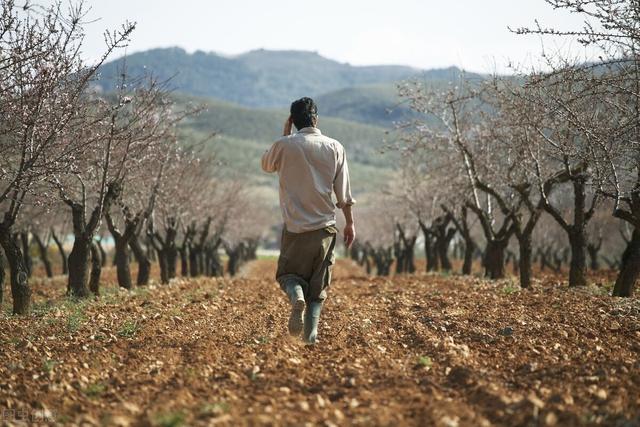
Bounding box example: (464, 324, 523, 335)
(284, 281, 305, 336)
(304, 301, 323, 345)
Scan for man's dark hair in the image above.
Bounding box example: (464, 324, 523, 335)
(290, 97, 318, 130)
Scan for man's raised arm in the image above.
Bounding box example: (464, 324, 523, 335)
(261, 142, 281, 173)
(262, 116, 293, 173)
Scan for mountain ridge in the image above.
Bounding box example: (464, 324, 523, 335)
(96, 47, 481, 113)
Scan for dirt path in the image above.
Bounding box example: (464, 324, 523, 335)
(1, 260, 639, 426)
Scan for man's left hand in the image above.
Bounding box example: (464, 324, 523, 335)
(343, 223, 356, 249)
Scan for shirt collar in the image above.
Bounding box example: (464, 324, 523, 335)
(297, 127, 321, 135)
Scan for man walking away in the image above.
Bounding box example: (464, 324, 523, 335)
(261, 97, 356, 345)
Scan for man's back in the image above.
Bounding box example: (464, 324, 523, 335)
(262, 96, 355, 345)
(262, 126, 354, 233)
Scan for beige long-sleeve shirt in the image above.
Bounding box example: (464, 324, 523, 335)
(261, 127, 355, 233)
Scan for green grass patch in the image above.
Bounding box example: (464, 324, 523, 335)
(417, 355, 433, 368)
(117, 320, 140, 338)
(200, 402, 230, 417)
(31, 299, 57, 317)
(65, 303, 87, 333)
(83, 381, 106, 398)
(501, 283, 519, 295)
(42, 359, 59, 373)
(153, 410, 186, 427)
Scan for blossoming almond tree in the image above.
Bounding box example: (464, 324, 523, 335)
(56, 76, 173, 297)
(0, 0, 134, 313)
(515, 0, 640, 295)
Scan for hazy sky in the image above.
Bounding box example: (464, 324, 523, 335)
(80, 0, 593, 73)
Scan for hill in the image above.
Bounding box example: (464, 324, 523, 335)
(174, 95, 396, 195)
(97, 48, 488, 128)
(316, 68, 488, 127)
(96, 47, 419, 108)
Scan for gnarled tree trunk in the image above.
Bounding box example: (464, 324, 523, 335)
(66, 183, 120, 298)
(113, 238, 132, 290)
(483, 238, 509, 279)
(419, 220, 438, 272)
(130, 236, 151, 286)
(33, 232, 53, 278)
(96, 237, 108, 268)
(148, 217, 178, 284)
(517, 235, 532, 289)
(567, 227, 587, 287)
(587, 239, 602, 271)
(19, 231, 32, 278)
(67, 233, 92, 298)
(0, 224, 31, 314)
(612, 229, 640, 297)
(51, 228, 68, 275)
(0, 248, 5, 305)
(89, 242, 102, 296)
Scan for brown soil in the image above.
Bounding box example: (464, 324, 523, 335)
(0, 260, 638, 426)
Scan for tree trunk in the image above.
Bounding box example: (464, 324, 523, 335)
(0, 223, 31, 314)
(462, 237, 474, 275)
(425, 236, 437, 272)
(114, 238, 133, 290)
(419, 223, 438, 272)
(146, 235, 156, 262)
(436, 232, 454, 271)
(67, 183, 120, 298)
(20, 232, 32, 278)
(208, 241, 223, 277)
(51, 229, 68, 275)
(189, 244, 200, 277)
(372, 247, 393, 276)
(612, 229, 640, 297)
(68, 234, 92, 298)
(157, 249, 169, 284)
(96, 238, 108, 268)
(405, 238, 416, 273)
(130, 236, 151, 286)
(228, 253, 239, 276)
(0, 248, 5, 305)
(568, 228, 587, 287)
(33, 233, 53, 278)
(89, 242, 102, 296)
(394, 241, 405, 274)
(587, 244, 601, 271)
(483, 239, 508, 279)
(197, 250, 205, 276)
(179, 247, 188, 276)
(517, 234, 533, 289)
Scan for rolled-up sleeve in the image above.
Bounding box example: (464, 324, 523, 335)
(261, 140, 283, 173)
(333, 144, 356, 208)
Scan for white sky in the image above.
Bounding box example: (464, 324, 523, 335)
(79, 0, 595, 73)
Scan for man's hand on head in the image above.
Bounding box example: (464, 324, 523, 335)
(343, 222, 356, 249)
(283, 115, 293, 136)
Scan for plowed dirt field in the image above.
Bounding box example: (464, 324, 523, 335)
(1, 260, 639, 426)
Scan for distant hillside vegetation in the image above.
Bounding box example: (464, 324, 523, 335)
(96, 47, 419, 108)
(97, 48, 490, 195)
(174, 95, 396, 194)
(97, 48, 487, 127)
(315, 68, 487, 127)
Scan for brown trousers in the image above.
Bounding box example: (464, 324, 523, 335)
(276, 226, 337, 303)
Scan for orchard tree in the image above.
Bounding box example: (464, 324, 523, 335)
(148, 149, 213, 283)
(398, 80, 519, 281)
(0, 0, 134, 313)
(57, 76, 171, 297)
(515, 0, 640, 295)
